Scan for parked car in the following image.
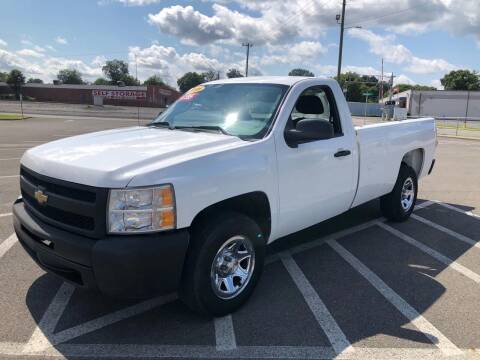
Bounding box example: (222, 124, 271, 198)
(13, 76, 436, 316)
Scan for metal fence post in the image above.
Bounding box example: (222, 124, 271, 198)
(464, 90, 470, 128)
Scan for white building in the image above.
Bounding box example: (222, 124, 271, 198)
(385, 90, 480, 120)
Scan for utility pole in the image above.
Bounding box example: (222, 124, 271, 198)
(380, 58, 384, 102)
(388, 72, 394, 102)
(135, 53, 140, 125)
(336, 0, 346, 80)
(242, 42, 253, 77)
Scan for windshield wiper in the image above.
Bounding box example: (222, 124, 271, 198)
(148, 121, 172, 129)
(174, 125, 231, 136)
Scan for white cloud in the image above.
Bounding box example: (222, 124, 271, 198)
(393, 74, 415, 85)
(348, 28, 411, 64)
(16, 49, 45, 58)
(261, 41, 327, 65)
(117, 0, 161, 5)
(0, 45, 102, 82)
(128, 44, 251, 85)
(55, 36, 68, 45)
(33, 45, 46, 53)
(430, 79, 444, 90)
(148, 0, 480, 47)
(0, 39, 7, 47)
(406, 57, 456, 74)
(46, 45, 56, 52)
(148, 4, 300, 46)
(91, 55, 107, 67)
(99, 0, 160, 5)
(348, 28, 457, 75)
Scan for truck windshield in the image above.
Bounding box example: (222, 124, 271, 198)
(152, 83, 289, 139)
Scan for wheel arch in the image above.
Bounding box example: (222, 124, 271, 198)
(401, 148, 424, 177)
(189, 191, 272, 241)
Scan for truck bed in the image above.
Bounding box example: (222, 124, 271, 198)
(351, 117, 436, 208)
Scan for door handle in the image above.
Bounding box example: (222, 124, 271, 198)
(334, 150, 351, 158)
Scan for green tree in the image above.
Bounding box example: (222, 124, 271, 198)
(288, 68, 315, 77)
(27, 78, 43, 84)
(177, 72, 205, 93)
(202, 70, 219, 82)
(440, 70, 480, 90)
(226, 68, 244, 78)
(6, 69, 25, 99)
(102, 59, 130, 85)
(93, 77, 109, 85)
(57, 69, 84, 84)
(143, 74, 165, 86)
(121, 74, 140, 86)
(395, 83, 436, 93)
(0, 71, 8, 82)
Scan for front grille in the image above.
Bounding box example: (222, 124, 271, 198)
(20, 166, 108, 238)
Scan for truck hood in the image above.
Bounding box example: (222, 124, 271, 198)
(21, 126, 245, 188)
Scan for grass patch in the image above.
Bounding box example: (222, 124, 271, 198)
(436, 124, 480, 132)
(0, 113, 28, 120)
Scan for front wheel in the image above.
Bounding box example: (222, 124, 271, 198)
(380, 163, 418, 222)
(179, 212, 265, 316)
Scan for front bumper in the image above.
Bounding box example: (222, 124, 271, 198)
(13, 199, 189, 298)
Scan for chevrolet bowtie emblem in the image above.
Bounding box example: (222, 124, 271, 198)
(34, 189, 48, 205)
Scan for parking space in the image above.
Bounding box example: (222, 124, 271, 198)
(0, 116, 480, 359)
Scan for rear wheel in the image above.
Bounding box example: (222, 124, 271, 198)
(380, 163, 418, 222)
(179, 212, 265, 316)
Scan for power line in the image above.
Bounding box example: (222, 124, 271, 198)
(346, 2, 434, 28)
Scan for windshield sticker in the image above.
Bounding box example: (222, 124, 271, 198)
(179, 92, 199, 102)
(187, 85, 205, 94)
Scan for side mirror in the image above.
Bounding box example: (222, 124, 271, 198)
(285, 119, 334, 147)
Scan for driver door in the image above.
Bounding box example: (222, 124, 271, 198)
(275, 85, 357, 236)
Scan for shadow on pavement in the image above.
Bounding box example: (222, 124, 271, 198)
(24, 198, 479, 358)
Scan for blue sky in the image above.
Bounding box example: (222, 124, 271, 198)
(0, 0, 478, 88)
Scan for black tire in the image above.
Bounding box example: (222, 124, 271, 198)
(380, 163, 418, 222)
(179, 212, 265, 316)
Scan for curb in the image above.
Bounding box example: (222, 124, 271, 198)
(438, 134, 480, 141)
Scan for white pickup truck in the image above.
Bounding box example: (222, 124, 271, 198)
(13, 76, 436, 316)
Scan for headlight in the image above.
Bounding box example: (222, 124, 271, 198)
(107, 185, 175, 234)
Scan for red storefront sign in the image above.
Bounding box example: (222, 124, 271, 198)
(92, 89, 147, 100)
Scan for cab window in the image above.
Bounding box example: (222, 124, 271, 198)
(288, 86, 342, 135)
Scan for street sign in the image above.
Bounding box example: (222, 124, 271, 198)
(362, 92, 373, 96)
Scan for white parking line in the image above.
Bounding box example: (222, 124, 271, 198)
(214, 315, 237, 351)
(434, 201, 480, 220)
(0, 158, 20, 161)
(0, 233, 17, 258)
(5, 343, 478, 359)
(286, 202, 435, 259)
(328, 239, 462, 356)
(378, 222, 480, 284)
(24, 282, 75, 352)
(280, 252, 354, 355)
(0, 212, 12, 218)
(415, 200, 436, 210)
(50, 293, 177, 345)
(0, 175, 19, 179)
(411, 214, 480, 249)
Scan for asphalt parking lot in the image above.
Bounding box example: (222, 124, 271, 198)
(0, 116, 479, 359)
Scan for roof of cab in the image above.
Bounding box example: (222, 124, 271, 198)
(205, 76, 332, 87)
